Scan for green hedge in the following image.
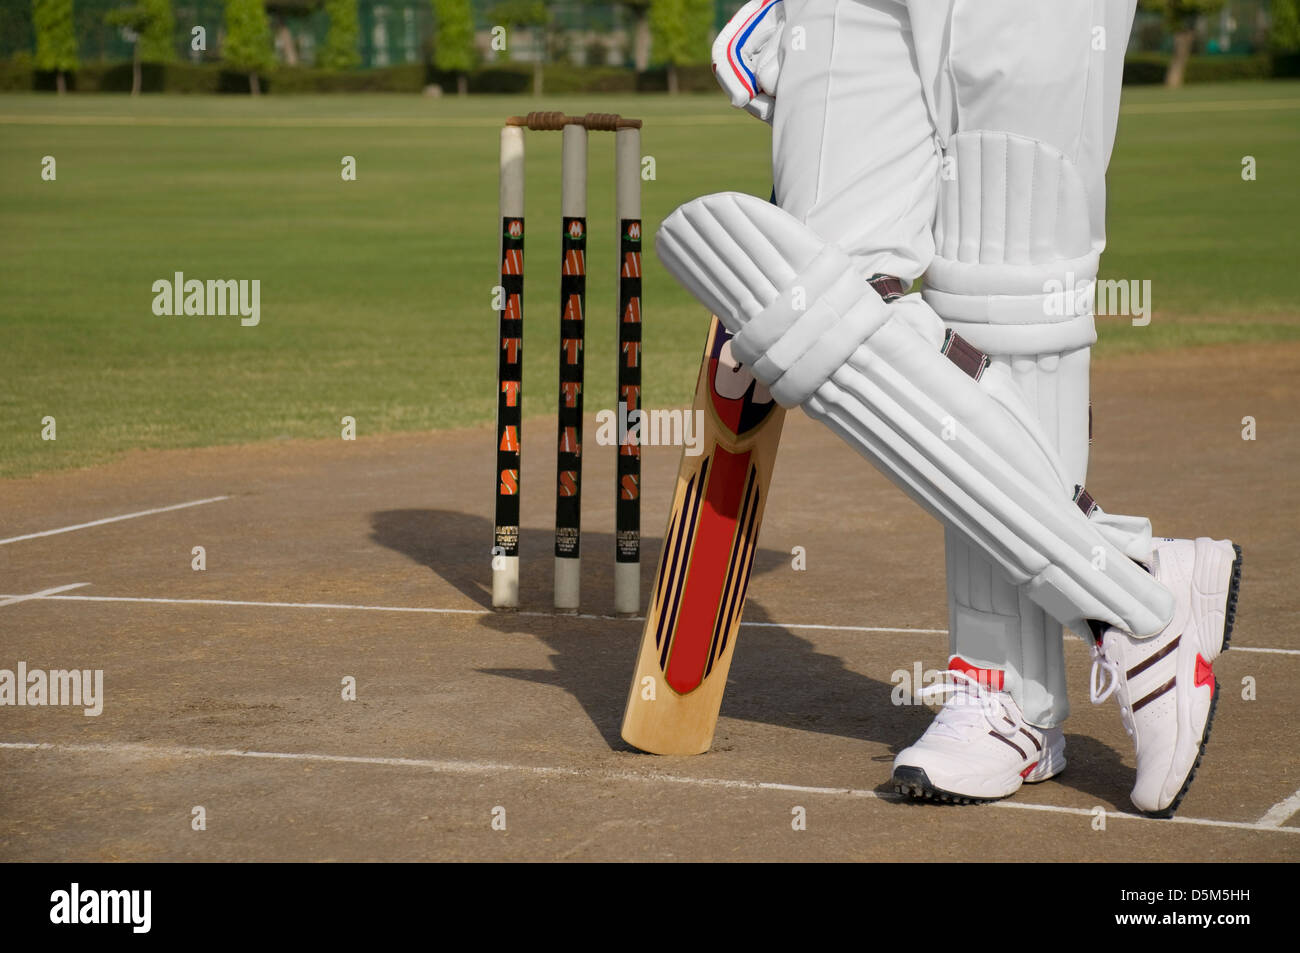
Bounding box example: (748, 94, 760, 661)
(438, 64, 529, 93)
(1271, 52, 1300, 78)
(1123, 53, 1275, 84)
(636, 64, 718, 93)
(427, 63, 716, 94)
(3, 53, 1295, 94)
(29, 62, 224, 92)
(267, 63, 427, 92)
(1123, 54, 1172, 85)
(0, 53, 35, 90)
(16, 61, 431, 93)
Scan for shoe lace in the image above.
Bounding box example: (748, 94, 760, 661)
(917, 670, 1019, 740)
(1089, 642, 1120, 704)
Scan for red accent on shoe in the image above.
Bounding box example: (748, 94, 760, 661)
(1194, 653, 1215, 690)
(949, 655, 1005, 691)
(1020, 761, 1039, 779)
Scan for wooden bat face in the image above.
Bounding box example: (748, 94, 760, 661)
(653, 328, 777, 693)
(621, 317, 785, 754)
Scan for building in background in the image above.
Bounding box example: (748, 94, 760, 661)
(2, 0, 653, 68)
(0, 0, 1288, 71)
(1131, 0, 1274, 53)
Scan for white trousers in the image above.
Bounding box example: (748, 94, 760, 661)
(771, 0, 1136, 726)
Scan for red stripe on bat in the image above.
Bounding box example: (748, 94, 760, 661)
(664, 447, 751, 693)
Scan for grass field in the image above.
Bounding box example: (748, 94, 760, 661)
(1, 83, 1298, 479)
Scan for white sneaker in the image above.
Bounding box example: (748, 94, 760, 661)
(892, 658, 1066, 804)
(1090, 537, 1242, 817)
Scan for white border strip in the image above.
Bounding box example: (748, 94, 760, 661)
(0, 496, 230, 546)
(744, 620, 947, 635)
(0, 592, 948, 636)
(10, 587, 1300, 655)
(0, 593, 488, 615)
(0, 583, 87, 608)
(2, 591, 1295, 655)
(1, 740, 1294, 835)
(1258, 789, 1300, 828)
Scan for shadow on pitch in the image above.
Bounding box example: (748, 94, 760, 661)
(1056, 733, 1142, 810)
(370, 507, 1136, 804)
(370, 507, 936, 756)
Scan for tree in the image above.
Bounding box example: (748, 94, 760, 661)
(488, 0, 548, 95)
(319, 0, 360, 69)
(1273, 0, 1300, 52)
(619, 0, 651, 71)
(224, 0, 274, 94)
(33, 0, 78, 94)
(433, 0, 476, 95)
(1139, 0, 1226, 88)
(649, 0, 711, 93)
(106, 0, 175, 96)
(264, 0, 319, 67)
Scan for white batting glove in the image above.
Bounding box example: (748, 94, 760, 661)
(711, 0, 786, 123)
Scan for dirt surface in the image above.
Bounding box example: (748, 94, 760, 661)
(1, 343, 1296, 861)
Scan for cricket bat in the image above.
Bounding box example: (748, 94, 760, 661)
(620, 315, 786, 755)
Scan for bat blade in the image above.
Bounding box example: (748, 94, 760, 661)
(620, 316, 785, 755)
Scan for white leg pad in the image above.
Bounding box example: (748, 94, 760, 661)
(925, 132, 1100, 352)
(656, 191, 1174, 637)
(925, 131, 1109, 726)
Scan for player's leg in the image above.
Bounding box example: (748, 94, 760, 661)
(746, 0, 1235, 814)
(894, 1, 1138, 801)
(771, 1, 1078, 797)
(655, 191, 1172, 641)
(893, 0, 1135, 798)
(926, 0, 1137, 737)
(771, 0, 940, 285)
(905, 2, 1239, 816)
(658, 186, 1238, 817)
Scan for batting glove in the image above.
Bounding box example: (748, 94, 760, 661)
(711, 0, 786, 124)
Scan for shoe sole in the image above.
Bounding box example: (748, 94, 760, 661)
(1143, 543, 1242, 819)
(1221, 543, 1243, 650)
(890, 765, 1048, 805)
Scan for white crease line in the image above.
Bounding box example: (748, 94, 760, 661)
(991, 798, 1293, 834)
(0, 593, 939, 635)
(2, 592, 1295, 655)
(744, 621, 948, 635)
(1226, 646, 1300, 656)
(0, 496, 230, 545)
(0, 594, 488, 615)
(0, 583, 88, 608)
(1, 740, 1294, 836)
(1258, 789, 1300, 828)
